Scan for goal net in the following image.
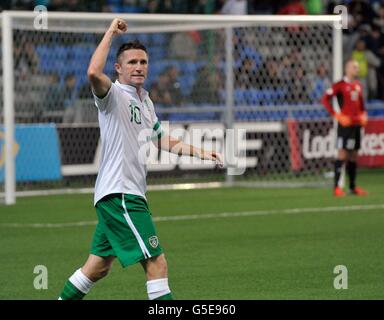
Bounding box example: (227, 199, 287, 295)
(0, 12, 342, 204)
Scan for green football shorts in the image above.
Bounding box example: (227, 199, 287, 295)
(90, 193, 163, 268)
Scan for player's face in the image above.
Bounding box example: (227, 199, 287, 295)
(346, 61, 359, 79)
(115, 49, 148, 88)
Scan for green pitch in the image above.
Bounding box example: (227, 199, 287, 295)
(1, 169, 384, 300)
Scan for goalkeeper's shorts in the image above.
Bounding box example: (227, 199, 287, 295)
(91, 193, 163, 267)
(336, 124, 361, 151)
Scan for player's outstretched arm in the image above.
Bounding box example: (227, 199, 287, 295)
(158, 134, 224, 168)
(87, 18, 127, 97)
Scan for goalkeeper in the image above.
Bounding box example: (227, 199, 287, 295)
(321, 59, 368, 197)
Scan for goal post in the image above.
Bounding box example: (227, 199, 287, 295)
(0, 11, 343, 204)
(2, 12, 16, 205)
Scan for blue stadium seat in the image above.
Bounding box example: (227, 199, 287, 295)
(135, 34, 150, 44)
(258, 89, 286, 105)
(169, 113, 192, 122)
(235, 111, 250, 121)
(52, 60, 67, 73)
(65, 58, 79, 74)
(152, 34, 167, 45)
(35, 45, 51, 60)
(109, 5, 120, 13)
(76, 73, 88, 89)
(179, 61, 199, 75)
(217, 60, 232, 73)
(179, 75, 195, 96)
(240, 47, 263, 69)
(53, 45, 69, 60)
(36, 45, 54, 72)
(367, 100, 384, 117)
(234, 89, 247, 106)
(104, 63, 116, 77)
(66, 46, 93, 78)
(39, 61, 56, 73)
(71, 45, 93, 61)
(37, 45, 65, 73)
(120, 6, 145, 13)
(243, 89, 263, 105)
(148, 46, 168, 60)
(150, 61, 172, 76)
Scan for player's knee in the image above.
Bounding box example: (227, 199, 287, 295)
(98, 265, 111, 279)
(86, 264, 112, 282)
(338, 150, 347, 161)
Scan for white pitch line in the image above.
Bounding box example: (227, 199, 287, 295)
(0, 221, 98, 228)
(1, 204, 384, 229)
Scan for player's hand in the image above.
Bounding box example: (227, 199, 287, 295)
(200, 150, 224, 168)
(359, 112, 368, 127)
(335, 113, 352, 127)
(108, 18, 128, 36)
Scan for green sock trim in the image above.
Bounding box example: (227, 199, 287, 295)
(59, 280, 86, 300)
(154, 292, 173, 300)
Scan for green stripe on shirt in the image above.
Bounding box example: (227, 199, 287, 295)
(152, 121, 164, 141)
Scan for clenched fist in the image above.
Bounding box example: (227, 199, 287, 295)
(108, 18, 128, 36)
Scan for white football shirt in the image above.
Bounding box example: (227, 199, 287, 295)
(92, 80, 163, 205)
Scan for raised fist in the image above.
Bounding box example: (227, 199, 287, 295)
(108, 18, 128, 35)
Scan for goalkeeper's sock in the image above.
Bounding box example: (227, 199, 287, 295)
(146, 278, 173, 300)
(59, 268, 94, 300)
(334, 159, 344, 188)
(346, 160, 357, 191)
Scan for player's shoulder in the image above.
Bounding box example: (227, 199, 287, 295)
(331, 79, 352, 92)
(333, 79, 345, 87)
(112, 82, 127, 94)
(144, 92, 155, 108)
(103, 81, 121, 98)
(325, 80, 342, 94)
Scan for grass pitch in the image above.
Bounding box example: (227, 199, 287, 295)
(0, 169, 383, 300)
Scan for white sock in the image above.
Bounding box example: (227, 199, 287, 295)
(69, 268, 95, 294)
(146, 278, 171, 300)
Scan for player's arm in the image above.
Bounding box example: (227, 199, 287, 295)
(87, 18, 127, 98)
(358, 85, 368, 127)
(321, 84, 351, 127)
(321, 86, 337, 117)
(157, 134, 224, 168)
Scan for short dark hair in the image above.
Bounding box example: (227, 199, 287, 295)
(116, 40, 148, 62)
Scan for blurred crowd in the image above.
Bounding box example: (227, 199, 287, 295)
(3, 0, 384, 123)
(0, 0, 382, 16)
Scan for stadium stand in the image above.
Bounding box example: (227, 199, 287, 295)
(2, 1, 384, 123)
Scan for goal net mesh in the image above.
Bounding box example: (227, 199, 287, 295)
(0, 14, 336, 197)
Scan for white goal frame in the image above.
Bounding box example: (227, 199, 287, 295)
(1, 11, 343, 204)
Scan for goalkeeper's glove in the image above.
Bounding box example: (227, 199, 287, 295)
(359, 112, 368, 127)
(335, 113, 352, 127)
